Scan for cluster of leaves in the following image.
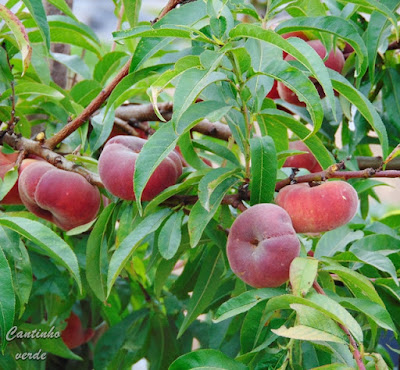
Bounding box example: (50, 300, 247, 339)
(0, 0, 399, 369)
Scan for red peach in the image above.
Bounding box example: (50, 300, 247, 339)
(275, 181, 358, 233)
(61, 312, 94, 349)
(18, 161, 101, 230)
(98, 136, 182, 201)
(277, 40, 345, 106)
(227, 203, 300, 288)
(282, 31, 309, 58)
(283, 141, 323, 173)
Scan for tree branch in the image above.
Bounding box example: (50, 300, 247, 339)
(44, 58, 132, 150)
(313, 281, 366, 370)
(3, 133, 103, 187)
(275, 167, 400, 191)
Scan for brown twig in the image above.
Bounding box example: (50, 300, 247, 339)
(3, 133, 103, 187)
(313, 281, 366, 370)
(45, 58, 132, 150)
(111, 3, 125, 52)
(275, 168, 400, 192)
(154, 0, 196, 23)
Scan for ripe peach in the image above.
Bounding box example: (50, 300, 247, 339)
(275, 181, 358, 233)
(277, 40, 345, 106)
(18, 161, 101, 230)
(283, 141, 323, 173)
(282, 31, 309, 58)
(98, 136, 182, 201)
(226, 204, 300, 288)
(61, 312, 94, 349)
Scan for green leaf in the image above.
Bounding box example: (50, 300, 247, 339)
(51, 52, 91, 80)
(172, 68, 227, 126)
(265, 293, 363, 342)
(214, 288, 286, 322)
(144, 171, 206, 216)
(158, 210, 184, 260)
(292, 304, 348, 341)
(339, 0, 398, 37)
(0, 4, 32, 74)
(0, 245, 15, 351)
(349, 234, 399, 284)
(178, 246, 224, 338)
(260, 109, 335, 169)
(0, 82, 65, 101)
(0, 227, 32, 319)
(290, 257, 318, 297)
(249, 135, 277, 205)
(194, 139, 240, 166)
(93, 51, 129, 84)
(321, 263, 385, 307)
(46, 0, 77, 21)
(188, 175, 240, 248)
(0, 216, 82, 292)
(365, 0, 400, 83)
(123, 0, 141, 28)
(329, 70, 389, 158)
(107, 209, 171, 296)
(335, 297, 396, 331)
(169, 349, 248, 370)
(275, 16, 367, 78)
(229, 24, 336, 121)
(94, 309, 150, 369)
(86, 204, 117, 302)
(0, 166, 17, 202)
(198, 167, 241, 211)
(272, 325, 347, 344)
(22, 0, 50, 50)
(259, 58, 324, 134)
(113, 25, 213, 45)
(315, 226, 364, 258)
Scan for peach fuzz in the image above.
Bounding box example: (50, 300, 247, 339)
(227, 203, 300, 288)
(98, 136, 182, 201)
(277, 40, 345, 106)
(18, 161, 101, 231)
(283, 141, 323, 173)
(275, 181, 358, 233)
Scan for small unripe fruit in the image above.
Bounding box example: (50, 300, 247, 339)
(227, 204, 300, 288)
(18, 162, 101, 230)
(98, 136, 182, 201)
(275, 181, 358, 233)
(278, 40, 345, 106)
(283, 141, 323, 173)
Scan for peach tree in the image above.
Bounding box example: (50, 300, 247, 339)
(0, 0, 399, 369)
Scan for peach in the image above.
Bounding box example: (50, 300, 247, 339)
(98, 136, 182, 201)
(226, 204, 300, 288)
(282, 31, 309, 58)
(277, 40, 345, 106)
(61, 312, 94, 349)
(18, 161, 101, 230)
(275, 181, 358, 233)
(283, 141, 323, 173)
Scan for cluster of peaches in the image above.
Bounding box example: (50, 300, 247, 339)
(0, 33, 357, 292)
